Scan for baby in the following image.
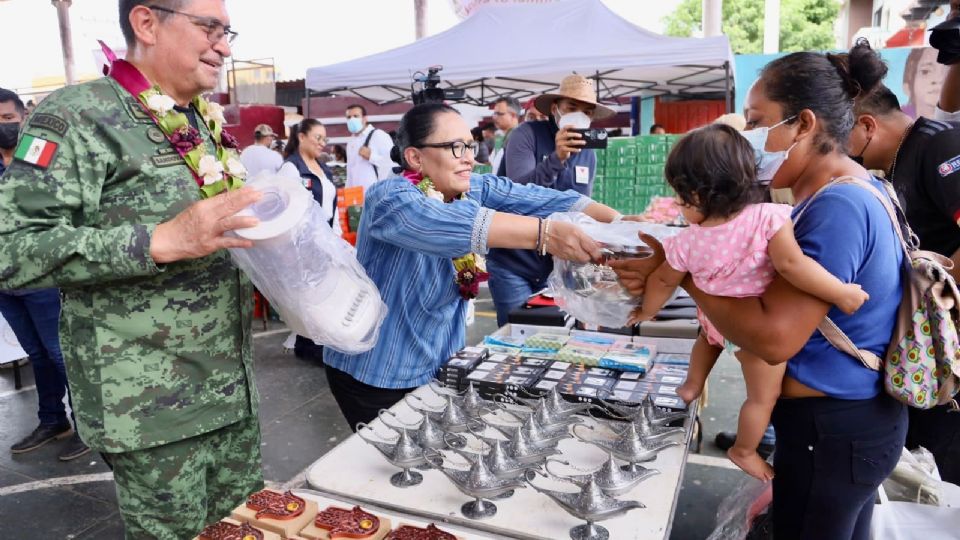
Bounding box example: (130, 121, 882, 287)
(633, 124, 869, 480)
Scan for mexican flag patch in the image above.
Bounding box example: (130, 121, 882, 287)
(14, 134, 58, 168)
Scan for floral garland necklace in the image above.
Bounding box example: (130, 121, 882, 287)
(100, 41, 245, 198)
(402, 169, 489, 300)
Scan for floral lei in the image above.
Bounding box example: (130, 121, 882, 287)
(100, 41, 245, 198)
(402, 169, 489, 300)
(140, 89, 245, 198)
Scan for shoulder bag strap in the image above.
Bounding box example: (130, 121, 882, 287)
(810, 176, 911, 371)
(362, 127, 379, 179)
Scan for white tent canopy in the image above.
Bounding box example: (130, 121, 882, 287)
(305, 0, 736, 108)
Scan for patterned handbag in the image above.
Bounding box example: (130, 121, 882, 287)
(802, 176, 960, 409)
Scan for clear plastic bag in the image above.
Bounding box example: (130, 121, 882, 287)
(707, 476, 773, 540)
(229, 174, 387, 354)
(883, 447, 945, 506)
(546, 213, 652, 328)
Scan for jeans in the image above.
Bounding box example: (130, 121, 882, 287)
(486, 258, 548, 327)
(0, 289, 72, 426)
(761, 424, 776, 445)
(770, 393, 907, 540)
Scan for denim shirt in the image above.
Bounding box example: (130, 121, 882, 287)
(323, 173, 591, 388)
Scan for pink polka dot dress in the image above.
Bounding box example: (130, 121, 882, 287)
(662, 203, 793, 347)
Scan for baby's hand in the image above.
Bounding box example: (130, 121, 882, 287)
(627, 307, 656, 326)
(836, 283, 870, 315)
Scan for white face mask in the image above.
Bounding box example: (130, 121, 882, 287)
(740, 115, 797, 183)
(556, 110, 592, 130)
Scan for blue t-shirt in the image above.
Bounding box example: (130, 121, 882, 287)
(787, 179, 903, 399)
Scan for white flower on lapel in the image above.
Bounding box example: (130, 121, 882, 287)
(198, 155, 224, 185)
(146, 94, 176, 117)
(206, 102, 226, 125)
(225, 157, 247, 179)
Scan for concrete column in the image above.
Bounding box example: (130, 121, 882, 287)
(703, 0, 722, 37)
(763, 0, 781, 54)
(52, 0, 75, 85)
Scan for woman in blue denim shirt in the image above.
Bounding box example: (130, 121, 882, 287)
(323, 103, 620, 430)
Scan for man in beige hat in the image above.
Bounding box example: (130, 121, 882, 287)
(487, 74, 619, 326)
(240, 123, 283, 179)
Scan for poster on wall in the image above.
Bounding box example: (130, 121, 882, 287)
(0, 313, 26, 364)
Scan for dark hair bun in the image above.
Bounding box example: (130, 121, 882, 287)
(828, 39, 888, 99)
(390, 145, 402, 165)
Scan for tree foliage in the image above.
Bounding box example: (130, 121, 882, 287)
(664, 0, 840, 54)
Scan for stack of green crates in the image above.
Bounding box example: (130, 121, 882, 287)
(592, 134, 681, 215)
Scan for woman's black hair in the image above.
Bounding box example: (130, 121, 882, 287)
(390, 103, 460, 173)
(664, 124, 761, 220)
(758, 38, 888, 154)
(283, 118, 323, 159)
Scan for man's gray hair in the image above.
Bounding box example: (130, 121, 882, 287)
(494, 96, 522, 116)
(119, 0, 189, 48)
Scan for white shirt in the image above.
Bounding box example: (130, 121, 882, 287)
(935, 105, 960, 122)
(345, 124, 397, 191)
(239, 144, 283, 180)
(278, 161, 342, 237)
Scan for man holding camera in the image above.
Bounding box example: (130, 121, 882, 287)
(487, 74, 615, 326)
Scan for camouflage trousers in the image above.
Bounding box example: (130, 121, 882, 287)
(106, 415, 264, 540)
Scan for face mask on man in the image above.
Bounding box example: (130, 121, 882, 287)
(346, 117, 364, 134)
(740, 115, 798, 183)
(848, 135, 872, 166)
(0, 122, 19, 150)
(555, 110, 592, 131)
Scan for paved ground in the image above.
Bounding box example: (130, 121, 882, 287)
(0, 291, 752, 539)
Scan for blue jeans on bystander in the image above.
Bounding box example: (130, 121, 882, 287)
(0, 289, 72, 426)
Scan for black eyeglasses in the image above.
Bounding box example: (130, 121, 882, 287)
(148, 5, 239, 44)
(417, 140, 479, 159)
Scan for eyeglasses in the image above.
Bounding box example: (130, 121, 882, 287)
(148, 5, 239, 44)
(417, 140, 479, 159)
(313, 135, 327, 144)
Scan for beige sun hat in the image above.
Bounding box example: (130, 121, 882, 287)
(534, 74, 616, 120)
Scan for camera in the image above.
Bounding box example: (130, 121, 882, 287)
(411, 66, 466, 105)
(572, 128, 608, 149)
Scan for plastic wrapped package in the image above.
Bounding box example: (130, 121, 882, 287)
(707, 476, 773, 540)
(546, 213, 653, 328)
(883, 447, 952, 506)
(229, 175, 387, 354)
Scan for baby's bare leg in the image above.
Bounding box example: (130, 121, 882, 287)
(728, 349, 785, 481)
(677, 332, 722, 404)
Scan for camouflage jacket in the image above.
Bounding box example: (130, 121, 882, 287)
(0, 77, 257, 453)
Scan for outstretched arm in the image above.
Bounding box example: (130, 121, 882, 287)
(630, 261, 685, 324)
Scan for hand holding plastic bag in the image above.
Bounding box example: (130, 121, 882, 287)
(546, 212, 656, 328)
(228, 174, 387, 354)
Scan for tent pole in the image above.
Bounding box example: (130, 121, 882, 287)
(595, 70, 600, 101)
(724, 61, 732, 113)
(305, 86, 311, 119)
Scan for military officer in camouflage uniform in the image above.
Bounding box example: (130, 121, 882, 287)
(0, 1, 266, 537)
